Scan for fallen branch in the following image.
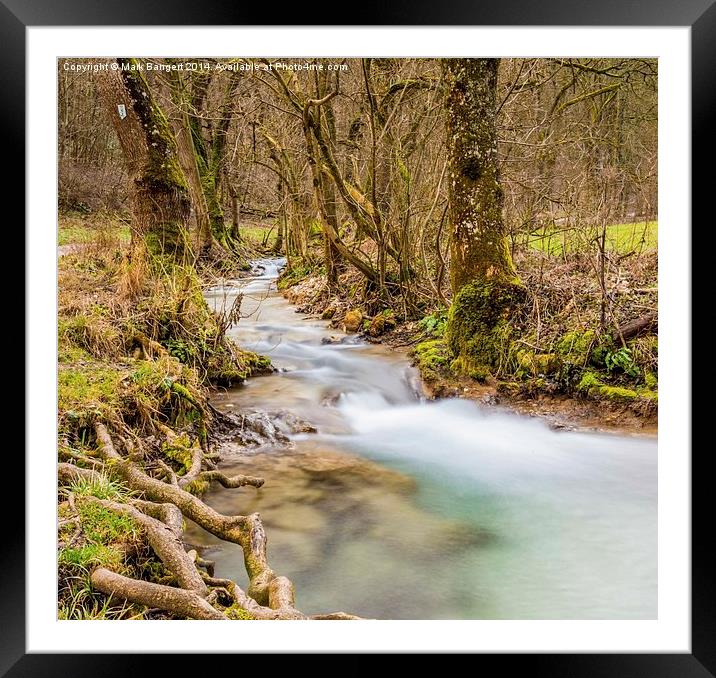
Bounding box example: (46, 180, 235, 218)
(616, 312, 657, 341)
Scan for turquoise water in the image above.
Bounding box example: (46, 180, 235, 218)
(188, 259, 657, 619)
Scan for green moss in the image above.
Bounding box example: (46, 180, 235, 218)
(413, 339, 449, 382)
(516, 349, 561, 376)
(597, 385, 639, 401)
(637, 387, 658, 402)
(577, 370, 638, 402)
(445, 279, 525, 375)
(577, 370, 602, 392)
(225, 605, 256, 620)
(450, 355, 490, 382)
(184, 479, 209, 496)
(367, 310, 396, 337)
(162, 432, 194, 473)
(206, 346, 272, 385)
(556, 330, 597, 366)
(644, 371, 658, 389)
(58, 366, 124, 430)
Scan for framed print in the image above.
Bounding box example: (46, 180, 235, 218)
(11, 0, 708, 673)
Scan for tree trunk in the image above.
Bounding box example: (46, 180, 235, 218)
(316, 68, 344, 287)
(230, 185, 241, 242)
(168, 71, 213, 257)
(94, 59, 191, 261)
(442, 58, 525, 375)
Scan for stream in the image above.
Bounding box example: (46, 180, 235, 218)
(186, 258, 657, 620)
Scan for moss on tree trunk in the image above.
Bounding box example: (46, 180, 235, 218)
(442, 58, 525, 375)
(95, 59, 191, 260)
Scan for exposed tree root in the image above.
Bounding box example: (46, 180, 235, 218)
(129, 499, 184, 539)
(87, 498, 207, 595)
(72, 422, 359, 620)
(90, 568, 226, 620)
(58, 462, 100, 484)
(198, 471, 265, 489)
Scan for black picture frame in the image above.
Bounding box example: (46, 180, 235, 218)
(10, 1, 706, 674)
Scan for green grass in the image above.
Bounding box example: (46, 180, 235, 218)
(58, 366, 124, 417)
(240, 225, 276, 246)
(70, 473, 132, 501)
(528, 220, 657, 255)
(58, 223, 95, 246)
(59, 543, 125, 570)
(58, 215, 131, 246)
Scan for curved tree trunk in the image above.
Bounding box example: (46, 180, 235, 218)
(94, 59, 192, 262)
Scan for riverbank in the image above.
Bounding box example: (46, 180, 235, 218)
(56, 230, 357, 620)
(278, 258, 658, 436)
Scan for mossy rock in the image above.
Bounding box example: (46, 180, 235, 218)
(556, 329, 597, 366)
(367, 310, 396, 337)
(450, 355, 490, 382)
(516, 349, 562, 376)
(577, 370, 638, 402)
(413, 339, 450, 382)
(343, 309, 363, 333)
(321, 305, 337, 320)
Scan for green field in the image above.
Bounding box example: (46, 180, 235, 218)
(527, 220, 657, 255)
(240, 225, 277, 246)
(59, 215, 131, 246)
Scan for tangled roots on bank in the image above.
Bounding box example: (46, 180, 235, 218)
(59, 425, 360, 620)
(57, 244, 357, 620)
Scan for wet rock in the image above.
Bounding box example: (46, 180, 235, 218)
(321, 335, 343, 345)
(342, 309, 363, 333)
(291, 448, 416, 493)
(272, 410, 318, 434)
(262, 504, 327, 533)
(321, 392, 343, 407)
(219, 410, 291, 447)
(321, 305, 337, 320)
(367, 312, 396, 337)
(214, 408, 317, 446)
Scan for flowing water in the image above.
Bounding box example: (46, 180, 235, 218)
(187, 258, 657, 619)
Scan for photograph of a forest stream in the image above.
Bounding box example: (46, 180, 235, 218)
(57, 56, 659, 623)
(188, 259, 656, 619)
